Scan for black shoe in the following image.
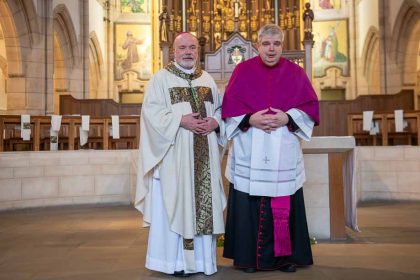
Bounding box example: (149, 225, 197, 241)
(243, 267, 257, 273)
(279, 264, 296, 273)
(173, 270, 191, 277)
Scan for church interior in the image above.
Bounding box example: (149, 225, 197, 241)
(0, 0, 419, 279)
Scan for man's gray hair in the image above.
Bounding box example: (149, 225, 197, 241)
(257, 24, 285, 42)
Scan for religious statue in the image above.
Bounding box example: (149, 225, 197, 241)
(303, 2, 314, 40)
(266, 0, 271, 11)
(159, 7, 168, 43)
(233, 0, 243, 18)
(189, 0, 197, 16)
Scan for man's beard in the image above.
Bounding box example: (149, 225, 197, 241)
(179, 58, 197, 69)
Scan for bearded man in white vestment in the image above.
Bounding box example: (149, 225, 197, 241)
(135, 32, 226, 277)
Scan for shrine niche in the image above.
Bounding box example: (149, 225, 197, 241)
(159, 0, 305, 53)
(158, 1, 315, 80)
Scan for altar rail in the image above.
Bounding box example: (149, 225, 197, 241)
(0, 115, 140, 152)
(347, 111, 420, 146)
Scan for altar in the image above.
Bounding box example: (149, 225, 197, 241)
(302, 136, 357, 240)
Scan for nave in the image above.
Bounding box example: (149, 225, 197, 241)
(0, 202, 419, 280)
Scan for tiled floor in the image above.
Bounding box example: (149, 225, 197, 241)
(0, 202, 419, 280)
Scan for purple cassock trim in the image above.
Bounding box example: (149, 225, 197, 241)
(271, 196, 292, 257)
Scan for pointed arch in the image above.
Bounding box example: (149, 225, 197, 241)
(361, 26, 380, 94)
(390, 0, 420, 90)
(0, 55, 7, 74)
(402, 22, 420, 86)
(88, 31, 104, 98)
(0, 55, 7, 111)
(53, 4, 79, 68)
(0, 0, 23, 76)
(390, 0, 420, 66)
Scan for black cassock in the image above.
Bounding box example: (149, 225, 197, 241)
(223, 184, 313, 270)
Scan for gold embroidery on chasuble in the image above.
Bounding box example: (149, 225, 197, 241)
(166, 63, 214, 236)
(183, 239, 194, 250)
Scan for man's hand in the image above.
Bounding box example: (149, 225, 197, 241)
(249, 109, 272, 133)
(180, 113, 207, 134)
(266, 107, 289, 130)
(200, 117, 219, 136)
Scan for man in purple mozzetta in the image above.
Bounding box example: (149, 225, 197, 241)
(222, 24, 320, 274)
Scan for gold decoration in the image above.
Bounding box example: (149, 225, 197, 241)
(202, 16, 210, 33)
(189, 15, 197, 32)
(287, 10, 293, 29)
(294, 6, 300, 28)
(169, 14, 174, 32)
(279, 11, 285, 29)
(175, 15, 182, 32)
(239, 12, 247, 38)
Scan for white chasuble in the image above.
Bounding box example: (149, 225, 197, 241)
(134, 64, 226, 275)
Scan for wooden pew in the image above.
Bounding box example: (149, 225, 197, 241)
(385, 112, 420, 146)
(347, 111, 420, 146)
(0, 115, 140, 152)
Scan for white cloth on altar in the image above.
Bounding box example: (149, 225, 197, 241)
(145, 171, 217, 275)
(225, 109, 314, 197)
(50, 129, 58, 151)
(362, 111, 374, 132)
(111, 115, 120, 139)
(51, 115, 62, 131)
(50, 115, 62, 151)
(394, 109, 404, 132)
(80, 115, 90, 146)
(79, 128, 88, 146)
(20, 114, 31, 141)
(81, 115, 90, 131)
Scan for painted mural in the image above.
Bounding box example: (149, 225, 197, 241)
(114, 23, 152, 80)
(313, 19, 349, 77)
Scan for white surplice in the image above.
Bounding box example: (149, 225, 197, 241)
(225, 109, 314, 197)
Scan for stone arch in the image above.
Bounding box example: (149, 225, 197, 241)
(361, 26, 380, 94)
(390, 0, 420, 87)
(53, 4, 79, 69)
(0, 55, 7, 111)
(401, 20, 420, 86)
(390, 0, 420, 64)
(0, 0, 24, 76)
(0, 56, 7, 73)
(88, 32, 104, 99)
(53, 34, 67, 114)
(52, 4, 79, 111)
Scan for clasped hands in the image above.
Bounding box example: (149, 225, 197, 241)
(180, 113, 219, 135)
(249, 107, 288, 133)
